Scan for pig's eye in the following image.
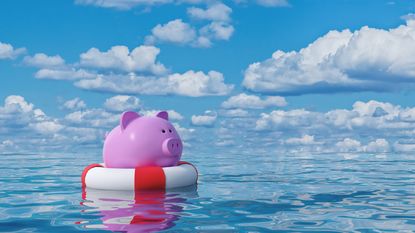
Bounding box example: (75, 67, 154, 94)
(169, 129, 172, 133)
(161, 129, 166, 133)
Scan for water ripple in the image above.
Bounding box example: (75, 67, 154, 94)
(0, 152, 414, 232)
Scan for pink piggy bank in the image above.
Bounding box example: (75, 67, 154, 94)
(103, 111, 183, 168)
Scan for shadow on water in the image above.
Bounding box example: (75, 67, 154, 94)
(79, 186, 198, 232)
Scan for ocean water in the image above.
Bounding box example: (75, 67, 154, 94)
(0, 152, 414, 232)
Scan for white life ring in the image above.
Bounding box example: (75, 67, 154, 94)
(82, 161, 198, 191)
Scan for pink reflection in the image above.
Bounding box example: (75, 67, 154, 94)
(80, 187, 196, 232)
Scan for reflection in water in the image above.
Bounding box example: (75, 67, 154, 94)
(80, 186, 197, 232)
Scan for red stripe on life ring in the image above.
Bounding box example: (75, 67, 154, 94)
(134, 166, 166, 190)
(178, 161, 199, 183)
(130, 215, 164, 224)
(134, 191, 165, 205)
(81, 163, 103, 188)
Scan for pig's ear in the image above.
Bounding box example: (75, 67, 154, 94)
(156, 111, 169, 121)
(120, 111, 140, 130)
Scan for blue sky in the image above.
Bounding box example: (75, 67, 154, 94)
(1, 0, 415, 155)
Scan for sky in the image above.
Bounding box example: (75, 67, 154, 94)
(1, 0, 415, 156)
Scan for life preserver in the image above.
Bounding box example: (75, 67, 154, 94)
(81, 161, 198, 191)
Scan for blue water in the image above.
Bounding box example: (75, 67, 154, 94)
(0, 152, 414, 232)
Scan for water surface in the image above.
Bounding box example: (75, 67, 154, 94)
(0, 152, 414, 232)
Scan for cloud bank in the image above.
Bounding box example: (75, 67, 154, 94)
(0, 95, 192, 153)
(26, 45, 233, 97)
(1, 95, 415, 155)
(222, 93, 287, 109)
(145, 3, 234, 47)
(0, 41, 26, 59)
(243, 18, 415, 95)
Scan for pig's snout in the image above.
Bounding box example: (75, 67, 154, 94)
(162, 138, 182, 156)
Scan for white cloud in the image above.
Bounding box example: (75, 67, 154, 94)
(255, 100, 415, 133)
(399, 108, 415, 122)
(74, 0, 173, 10)
(222, 93, 287, 109)
(1, 95, 34, 113)
(142, 110, 184, 121)
(335, 138, 362, 152)
(194, 36, 212, 47)
(255, 109, 321, 131)
(30, 121, 64, 134)
(75, 0, 288, 10)
(352, 100, 399, 118)
(28, 45, 168, 81)
(28, 43, 233, 97)
(80, 45, 167, 74)
(0, 140, 17, 151)
(23, 53, 65, 68)
(402, 13, 415, 21)
(333, 138, 391, 153)
(285, 135, 320, 145)
(0, 95, 98, 152)
(63, 97, 87, 110)
(167, 70, 233, 96)
(0, 41, 26, 59)
(187, 3, 232, 22)
(75, 70, 233, 97)
(219, 108, 249, 117)
(35, 68, 96, 80)
(145, 19, 197, 45)
(0, 95, 196, 153)
(256, 0, 289, 7)
(0, 96, 45, 125)
(199, 22, 234, 41)
(1, 140, 13, 146)
(173, 122, 195, 141)
(2, 95, 415, 154)
(245, 99, 415, 154)
(191, 110, 217, 127)
(146, 3, 234, 48)
(326, 100, 414, 131)
(393, 141, 415, 152)
(215, 139, 235, 147)
(65, 127, 101, 144)
(243, 19, 415, 95)
(64, 108, 118, 128)
(104, 95, 141, 112)
(365, 138, 390, 153)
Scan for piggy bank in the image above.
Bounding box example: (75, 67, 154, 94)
(103, 111, 183, 168)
